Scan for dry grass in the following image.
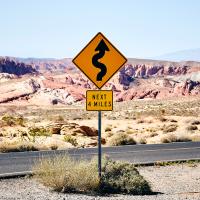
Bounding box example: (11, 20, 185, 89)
(158, 116, 168, 122)
(162, 124, 178, 133)
(126, 128, 136, 134)
(108, 132, 136, 146)
(161, 134, 192, 143)
(0, 141, 39, 153)
(186, 125, 198, 131)
(191, 135, 200, 142)
(63, 135, 78, 146)
(170, 119, 178, 123)
(33, 155, 152, 195)
(28, 126, 52, 137)
(33, 155, 99, 193)
(1, 114, 25, 127)
(136, 119, 145, 124)
(191, 120, 200, 125)
(161, 134, 177, 143)
(138, 138, 147, 144)
(104, 126, 112, 132)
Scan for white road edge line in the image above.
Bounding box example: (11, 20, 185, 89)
(0, 147, 200, 160)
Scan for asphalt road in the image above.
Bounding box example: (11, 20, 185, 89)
(0, 142, 200, 177)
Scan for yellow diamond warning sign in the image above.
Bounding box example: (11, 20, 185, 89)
(73, 32, 127, 89)
(86, 90, 113, 111)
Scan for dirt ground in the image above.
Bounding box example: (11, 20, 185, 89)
(0, 163, 200, 200)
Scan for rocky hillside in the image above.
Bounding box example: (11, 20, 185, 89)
(0, 57, 37, 75)
(16, 57, 75, 73)
(0, 56, 200, 105)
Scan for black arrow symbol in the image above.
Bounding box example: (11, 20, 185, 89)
(92, 39, 109, 81)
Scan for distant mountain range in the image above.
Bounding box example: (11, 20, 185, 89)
(154, 48, 200, 62)
(1, 55, 200, 105)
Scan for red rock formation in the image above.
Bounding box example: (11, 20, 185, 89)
(0, 57, 37, 75)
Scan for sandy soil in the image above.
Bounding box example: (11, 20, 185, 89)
(0, 163, 200, 200)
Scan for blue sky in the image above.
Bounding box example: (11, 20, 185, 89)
(0, 0, 200, 58)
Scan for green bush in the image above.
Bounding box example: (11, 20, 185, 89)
(33, 155, 152, 195)
(100, 159, 151, 195)
(108, 132, 136, 146)
(1, 114, 25, 126)
(28, 127, 51, 137)
(64, 135, 78, 146)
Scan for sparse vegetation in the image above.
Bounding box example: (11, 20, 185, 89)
(1, 114, 25, 126)
(161, 134, 177, 143)
(64, 135, 78, 146)
(170, 119, 178, 123)
(191, 120, 200, 125)
(161, 134, 192, 143)
(158, 116, 167, 122)
(100, 158, 151, 194)
(104, 126, 112, 132)
(33, 155, 152, 195)
(126, 128, 135, 134)
(191, 135, 200, 142)
(138, 138, 147, 144)
(56, 115, 65, 122)
(0, 141, 39, 153)
(28, 127, 52, 137)
(186, 125, 198, 131)
(154, 159, 200, 167)
(49, 144, 58, 150)
(136, 119, 145, 124)
(162, 124, 178, 133)
(0, 97, 200, 152)
(108, 132, 136, 146)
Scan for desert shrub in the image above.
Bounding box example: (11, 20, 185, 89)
(126, 129, 135, 134)
(33, 155, 99, 193)
(162, 124, 178, 133)
(161, 134, 177, 143)
(1, 114, 25, 126)
(158, 116, 167, 122)
(160, 109, 165, 115)
(150, 132, 158, 137)
(191, 135, 200, 142)
(28, 127, 51, 137)
(161, 134, 192, 143)
(0, 141, 39, 153)
(146, 127, 157, 133)
(100, 159, 151, 195)
(54, 115, 65, 122)
(176, 135, 192, 142)
(33, 155, 152, 195)
(186, 125, 198, 131)
(138, 138, 147, 144)
(170, 119, 178, 123)
(105, 126, 112, 132)
(108, 133, 136, 146)
(136, 119, 145, 124)
(50, 144, 58, 150)
(191, 120, 200, 125)
(64, 135, 78, 146)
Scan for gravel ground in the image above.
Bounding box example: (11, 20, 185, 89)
(0, 163, 200, 200)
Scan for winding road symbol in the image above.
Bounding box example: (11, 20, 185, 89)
(72, 32, 127, 89)
(92, 39, 109, 81)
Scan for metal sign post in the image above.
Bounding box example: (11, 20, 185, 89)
(98, 110, 102, 178)
(72, 32, 127, 179)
